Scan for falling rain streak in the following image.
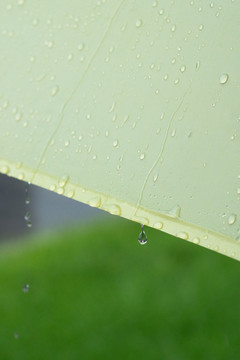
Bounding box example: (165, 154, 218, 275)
(24, 182, 32, 228)
(138, 224, 148, 245)
(22, 284, 30, 293)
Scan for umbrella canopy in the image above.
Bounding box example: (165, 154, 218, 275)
(0, 0, 239, 260)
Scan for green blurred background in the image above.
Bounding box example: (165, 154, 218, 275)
(0, 216, 240, 360)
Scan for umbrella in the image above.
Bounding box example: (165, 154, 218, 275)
(0, 0, 239, 260)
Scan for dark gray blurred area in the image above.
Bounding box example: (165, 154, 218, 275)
(0, 173, 109, 241)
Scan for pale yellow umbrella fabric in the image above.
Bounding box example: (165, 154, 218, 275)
(0, 1, 239, 259)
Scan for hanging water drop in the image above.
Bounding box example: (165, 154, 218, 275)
(177, 231, 189, 240)
(138, 224, 147, 245)
(192, 237, 200, 244)
(1, 165, 9, 174)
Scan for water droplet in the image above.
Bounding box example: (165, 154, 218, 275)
(195, 61, 200, 71)
(22, 284, 29, 293)
(171, 24, 176, 32)
(121, 23, 127, 31)
(199, 24, 204, 31)
(15, 112, 22, 121)
(3, 100, 9, 109)
(14, 332, 19, 339)
(51, 85, 59, 96)
(192, 237, 200, 244)
(32, 18, 39, 26)
(153, 222, 163, 229)
(153, 174, 158, 182)
(168, 205, 181, 218)
(29, 55, 36, 63)
(67, 189, 75, 198)
(237, 188, 240, 194)
(89, 196, 101, 208)
(140, 153, 145, 160)
(18, 0, 25, 5)
(159, 8, 164, 15)
(78, 42, 85, 51)
(45, 40, 54, 48)
(49, 184, 56, 191)
(177, 232, 189, 240)
(65, 140, 70, 147)
(180, 65, 186, 73)
(219, 73, 229, 84)
(174, 78, 179, 85)
(113, 139, 118, 147)
(135, 19, 143, 28)
(228, 213, 237, 225)
(138, 224, 147, 245)
(18, 173, 24, 180)
(108, 102, 115, 113)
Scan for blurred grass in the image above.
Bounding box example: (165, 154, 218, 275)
(0, 217, 240, 360)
